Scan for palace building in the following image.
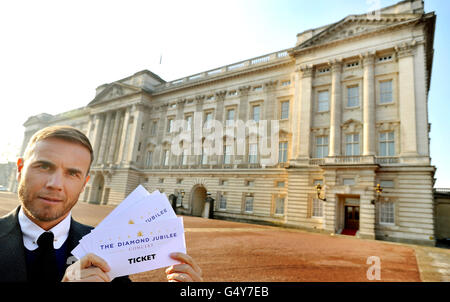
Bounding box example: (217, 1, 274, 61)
(11, 0, 437, 246)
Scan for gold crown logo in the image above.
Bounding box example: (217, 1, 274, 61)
(137, 231, 143, 237)
(128, 219, 134, 224)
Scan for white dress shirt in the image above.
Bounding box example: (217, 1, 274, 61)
(18, 207, 71, 251)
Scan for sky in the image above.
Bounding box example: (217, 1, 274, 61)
(0, 0, 449, 188)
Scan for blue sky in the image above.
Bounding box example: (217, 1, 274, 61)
(0, 0, 448, 187)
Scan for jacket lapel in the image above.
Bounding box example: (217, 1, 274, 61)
(0, 206, 28, 281)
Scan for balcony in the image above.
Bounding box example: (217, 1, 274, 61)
(308, 156, 400, 166)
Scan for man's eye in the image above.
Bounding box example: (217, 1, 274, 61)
(39, 164, 50, 170)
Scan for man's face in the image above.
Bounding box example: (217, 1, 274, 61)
(17, 137, 91, 229)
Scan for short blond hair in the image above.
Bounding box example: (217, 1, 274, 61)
(24, 125, 94, 173)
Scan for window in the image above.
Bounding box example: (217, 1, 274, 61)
(278, 142, 288, 163)
(281, 80, 291, 86)
(346, 134, 360, 156)
(244, 195, 254, 212)
(252, 105, 260, 122)
(346, 61, 359, 68)
(312, 198, 323, 217)
(158, 178, 164, 183)
(163, 150, 169, 166)
(380, 80, 393, 104)
(220, 179, 228, 186)
(318, 91, 329, 112)
(151, 121, 158, 136)
(347, 86, 359, 107)
(378, 55, 393, 62)
(380, 200, 395, 224)
(180, 149, 188, 166)
(248, 143, 258, 164)
(167, 118, 174, 133)
(280, 101, 289, 119)
(176, 178, 183, 184)
(253, 86, 262, 92)
(226, 108, 235, 126)
(379, 132, 395, 156)
(380, 180, 394, 188)
(343, 178, 355, 186)
(313, 179, 323, 186)
(246, 180, 255, 187)
(275, 196, 285, 215)
(229, 90, 237, 96)
(316, 136, 329, 158)
(146, 151, 153, 168)
(204, 112, 213, 129)
(186, 115, 192, 131)
(201, 146, 208, 165)
(219, 193, 227, 210)
(224, 145, 232, 164)
(277, 181, 285, 188)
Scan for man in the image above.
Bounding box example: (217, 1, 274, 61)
(0, 125, 202, 282)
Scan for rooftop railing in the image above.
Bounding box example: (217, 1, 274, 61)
(163, 49, 291, 89)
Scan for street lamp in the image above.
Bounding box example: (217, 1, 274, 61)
(371, 184, 383, 205)
(315, 183, 327, 201)
(180, 190, 185, 207)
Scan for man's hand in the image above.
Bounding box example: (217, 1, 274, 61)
(62, 253, 111, 282)
(165, 252, 203, 282)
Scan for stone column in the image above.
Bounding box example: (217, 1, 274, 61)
(362, 53, 376, 156)
(97, 111, 113, 164)
(127, 104, 145, 164)
(91, 114, 105, 165)
(107, 110, 122, 165)
(297, 65, 314, 161)
(329, 61, 342, 157)
(397, 43, 418, 156)
(118, 107, 131, 164)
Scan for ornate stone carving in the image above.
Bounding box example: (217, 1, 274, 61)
(360, 52, 376, 66)
(297, 64, 314, 78)
(264, 80, 278, 90)
(395, 41, 417, 59)
(215, 90, 227, 101)
(238, 85, 251, 96)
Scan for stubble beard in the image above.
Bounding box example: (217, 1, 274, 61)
(18, 179, 78, 223)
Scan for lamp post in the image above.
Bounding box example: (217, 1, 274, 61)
(371, 184, 383, 205)
(180, 190, 185, 207)
(315, 183, 327, 201)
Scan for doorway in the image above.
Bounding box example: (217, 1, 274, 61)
(191, 185, 207, 217)
(344, 205, 360, 230)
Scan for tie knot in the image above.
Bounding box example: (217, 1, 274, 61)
(37, 232, 54, 249)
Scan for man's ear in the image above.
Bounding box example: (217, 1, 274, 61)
(16, 158, 24, 181)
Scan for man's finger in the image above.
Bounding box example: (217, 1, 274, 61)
(77, 266, 111, 282)
(169, 252, 202, 275)
(167, 273, 194, 282)
(166, 264, 203, 282)
(79, 253, 111, 272)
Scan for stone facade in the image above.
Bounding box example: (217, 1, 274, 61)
(11, 0, 437, 246)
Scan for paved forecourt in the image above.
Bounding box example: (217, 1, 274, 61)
(1, 192, 448, 282)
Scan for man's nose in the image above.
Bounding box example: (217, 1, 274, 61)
(46, 170, 64, 190)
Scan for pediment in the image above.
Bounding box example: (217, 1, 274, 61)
(23, 113, 53, 126)
(294, 14, 420, 51)
(88, 82, 141, 106)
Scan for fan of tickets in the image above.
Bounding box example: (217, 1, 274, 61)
(71, 185, 186, 279)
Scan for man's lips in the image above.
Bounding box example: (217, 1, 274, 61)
(38, 196, 63, 202)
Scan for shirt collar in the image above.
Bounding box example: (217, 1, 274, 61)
(18, 207, 71, 251)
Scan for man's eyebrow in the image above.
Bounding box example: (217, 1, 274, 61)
(32, 160, 55, 167)
(66, 167, 83, 176)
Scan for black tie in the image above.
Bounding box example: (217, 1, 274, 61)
(28, 232, 59, 282)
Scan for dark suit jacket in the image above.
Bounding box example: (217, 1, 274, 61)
(0, 206, 130, 282)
